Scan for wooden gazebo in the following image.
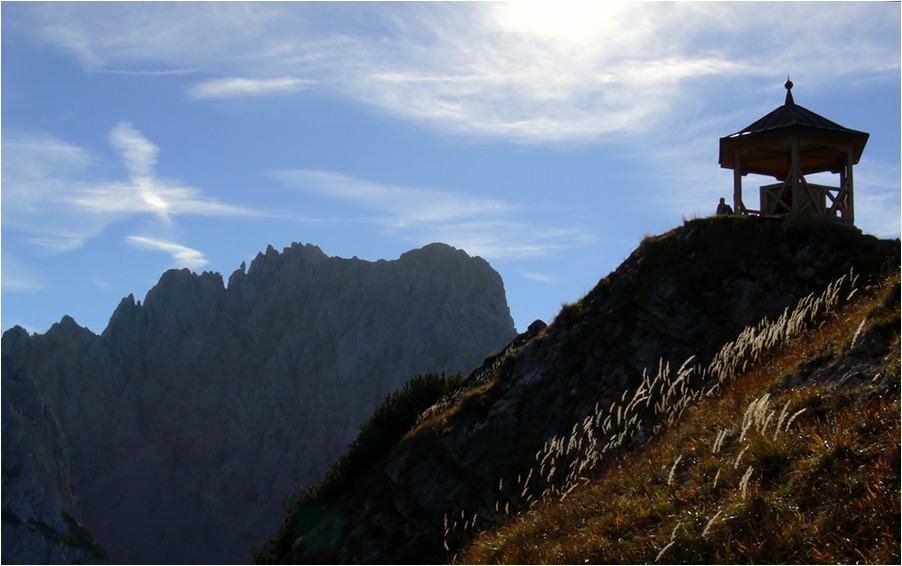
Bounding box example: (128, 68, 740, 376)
(719, 80, 869, 222)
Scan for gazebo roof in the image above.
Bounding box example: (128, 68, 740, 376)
(719, 80, 869, 178)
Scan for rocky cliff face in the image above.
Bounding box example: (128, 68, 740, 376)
(271, 215, 899, 564)
(1, 355, 109, 564)
(1, 242, 516, 564)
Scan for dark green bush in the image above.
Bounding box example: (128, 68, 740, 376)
(319, 372, 463, 498)
(252, 371, 463, 563)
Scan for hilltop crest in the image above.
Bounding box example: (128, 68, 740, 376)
(261, 215, 898, 564)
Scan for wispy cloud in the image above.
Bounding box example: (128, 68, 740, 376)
(7, 2, 896, 243)
(1, 125, 270, 256)
(851, 158, 902, 239)
(1, 130, 110, 251)
(520, 271, 562, 284)
(76, 122, 263, 226)
(1, 250, 48, 293)
(272, 169, 515, 227)
(124, 236, 210, 269)
(187, 77, 313, 99)
(323, 3, 754, 143)
(30, 2, 293, 73)
(109, 121, 159, 178)
(15, 2, 898, 145)
(40, 23, 106, 71)
(520, 271, 561, 283)
(272, 169, 592, 259)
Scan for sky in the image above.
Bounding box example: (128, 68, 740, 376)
(2, 1, 900, 337)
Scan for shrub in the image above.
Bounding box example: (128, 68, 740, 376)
(252, 371, 463, 563)
(320, 372, 464, 498)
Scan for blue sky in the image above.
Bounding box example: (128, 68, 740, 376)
(2, 1, 900, 336)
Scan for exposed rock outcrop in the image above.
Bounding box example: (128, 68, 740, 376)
(274, 215, 899, 564)
(2, 242, 516, 564)
(1, 353, 109, 564)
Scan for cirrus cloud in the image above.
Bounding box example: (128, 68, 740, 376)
(1, 124, 272, 260)
(124, 236, 210, 270)
(271, 168, 593, 260)
(187, 77, 314, 99)
(14, 2, 898, 145)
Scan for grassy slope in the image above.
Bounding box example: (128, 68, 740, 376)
(457, 273, 900, 564)
(253, 217, 898, 564)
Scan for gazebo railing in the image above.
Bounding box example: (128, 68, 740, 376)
(759, 182, 851, 220)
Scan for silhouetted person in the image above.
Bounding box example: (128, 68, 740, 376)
(716, 197, 733, 216)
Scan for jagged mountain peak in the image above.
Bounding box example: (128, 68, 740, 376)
(2, 240, 516, 564)
(246, 241, 328, 277)
(400, 241, 469, 260)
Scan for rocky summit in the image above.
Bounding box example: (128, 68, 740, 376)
(1, 242, 517, 564)
(254, 215, 898, 564)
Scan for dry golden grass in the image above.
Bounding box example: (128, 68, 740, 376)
(455, 272, 900, 564)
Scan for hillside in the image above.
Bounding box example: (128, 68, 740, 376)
(256, 215, 899, 564)
(2, 242, 516, 564)
(457, 268, 899, 563)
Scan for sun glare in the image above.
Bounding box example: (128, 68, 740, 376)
(491, 2, 622, 45)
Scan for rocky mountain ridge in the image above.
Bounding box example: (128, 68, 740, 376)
(259, 215, 899, 564)
(2, 241, 517, 564)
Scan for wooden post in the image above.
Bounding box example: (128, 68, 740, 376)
(846, 145, 855, 222)
(790, 138, 800, 214)
(837, 164, 847, 219)
(733, 149, 743, 214)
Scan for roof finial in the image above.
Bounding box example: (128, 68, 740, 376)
(784, 75, 794, 105)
